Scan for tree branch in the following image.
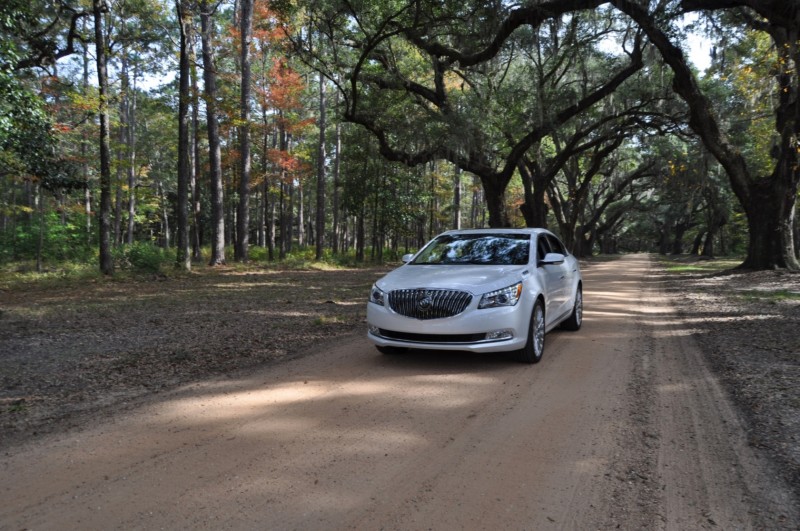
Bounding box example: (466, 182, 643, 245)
(401, 0, 607, 68)
(15, 7, 91, 70)
(612, 0, 753, 205)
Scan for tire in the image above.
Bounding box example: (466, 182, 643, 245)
(517, 299, 545, 364)
(377, 345, 407, 355)
(562, 285, 582, 331)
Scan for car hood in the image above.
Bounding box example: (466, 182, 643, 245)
(377, 264, 529, 294)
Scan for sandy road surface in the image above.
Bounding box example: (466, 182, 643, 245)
(1, 254, 795, 530)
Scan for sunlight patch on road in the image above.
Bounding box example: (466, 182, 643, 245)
(637, 305, 674, 314)
(158, 373, 496, 425)
(658, 382, 693, 394)
(639, 321, 704, 338)
(678, 314, 776, 323)
(582, 310, 639, 318)
(575, 456, 608, 473)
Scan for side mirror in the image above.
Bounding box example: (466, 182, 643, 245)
(540, 252, 565, 266)
(401, 253, 415, 263)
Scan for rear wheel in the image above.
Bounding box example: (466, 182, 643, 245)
(562, 285, 582, 331)
(517, 300, 545, 364)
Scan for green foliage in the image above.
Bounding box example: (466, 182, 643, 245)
(0, 210, 93, 263)
(1, 0, 793, 275)
(736, 289, 800, 303)
(246, 244, 396, 269)
(659, 257, 743, 274)
(114, 242, 175, 274)
(0, 74, 52, 177)
(704, 30, 777, 178)
(0, 261, 100, 289)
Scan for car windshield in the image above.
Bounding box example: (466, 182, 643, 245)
(410, 233, 530, 265)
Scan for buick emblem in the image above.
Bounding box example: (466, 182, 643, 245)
(416, 289, 433, 310)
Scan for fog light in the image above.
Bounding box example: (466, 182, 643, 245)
(368, 325, 380, 335)
(486, 329, 514, 341)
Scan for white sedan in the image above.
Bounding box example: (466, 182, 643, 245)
(367, 228, 582, 363)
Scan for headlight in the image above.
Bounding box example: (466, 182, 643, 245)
(478, 282, 523, 309)
(369, 284, 385, 305)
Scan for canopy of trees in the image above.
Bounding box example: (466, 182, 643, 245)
(1, 0, 799, 271)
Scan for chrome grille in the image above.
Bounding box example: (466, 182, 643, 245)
(388, 289, 472, 320)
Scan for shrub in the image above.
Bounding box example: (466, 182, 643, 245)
(115, 242, 173, 274)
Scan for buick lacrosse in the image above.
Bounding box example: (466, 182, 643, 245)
(367, 228, 582, 363)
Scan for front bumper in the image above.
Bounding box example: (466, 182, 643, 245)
(366, 302, 529, 353)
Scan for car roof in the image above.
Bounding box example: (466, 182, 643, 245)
(439, 228, 550, 236)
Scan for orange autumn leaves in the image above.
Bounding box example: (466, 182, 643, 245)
(219, 0, 312, 185)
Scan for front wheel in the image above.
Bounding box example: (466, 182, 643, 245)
(517, 300, 545, 364)
(562, 285, 582, 331)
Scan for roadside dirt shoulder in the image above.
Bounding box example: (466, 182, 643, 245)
(0, 266, 388, 449)
(656, 261, 800, 517)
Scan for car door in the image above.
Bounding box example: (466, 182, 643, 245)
(536, 234, 564, 326)
(544, 234, 574, 317)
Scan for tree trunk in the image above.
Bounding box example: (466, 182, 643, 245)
(470, 177, 482, 228)
(36, 185, 44, 273)
(572, 226, 593, 258)
(157, 179, 170, 248)
(175, 0, 192, 271)
(116, 53, 129, 246)
(126, 62, 138, 245)
(279, 180, 286, 259)
(453, 165, 462, 230)
(235, 0, 252, 261)
(113, 171, 122, 245)
(794, 205, 800, 261)
(657, 222, 670, 256)
(265, 109, 275, 261)
(93, 0, 113, 274)
(332, 93, 341, 254)
(518, 161, 549, 228)
(82, 17, 92, 246)
(190, 25, 202, 261)
(690, 231, 704, 255)
(200, 0, 226, 266)
(316, 72, 326, 260)
(297, 180, 304, 247)
(356, 204, 365, 262)
(483, 183, 509, 227)
(672, 222, 689, 255)
(740, 181, 799, 269)
(267, 190, 276, 261)
(702, 208, 726, 258)
(615, 0, 799, 270)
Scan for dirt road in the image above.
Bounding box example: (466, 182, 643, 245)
(1, 254, 796, 529)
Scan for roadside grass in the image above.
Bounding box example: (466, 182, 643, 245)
(735, 289, 800, 303)
(656, 255, 800, 303)
(314, 315, 347, 325)
(0, 261, 103, 289)
(0, 245, 396, 291)
(0, 248, 393, 342)
(657, 255, 743, 274)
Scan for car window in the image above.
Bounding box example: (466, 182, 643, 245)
(411, 234, 530, 265)
(536, 235, 551, 261)
(546, 234, 567, 255)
